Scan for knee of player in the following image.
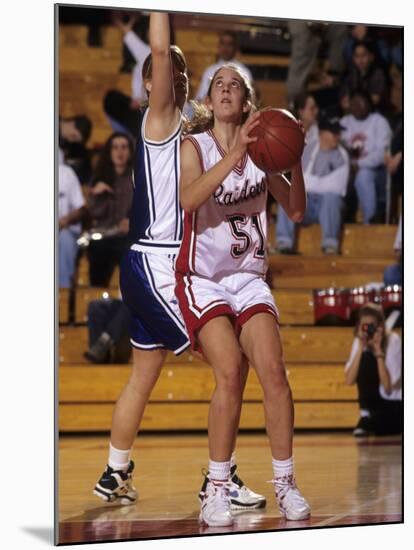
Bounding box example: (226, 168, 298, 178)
(261, 358, 290, 391)
(215, 356, 244, 393)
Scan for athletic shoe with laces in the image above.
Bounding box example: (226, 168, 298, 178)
(93, 460, 137, 505)
(198, 465, 266, 510)
(199, 480, 233, 526)
(353, 416, 374, 437)
(273, 476, 310, 520)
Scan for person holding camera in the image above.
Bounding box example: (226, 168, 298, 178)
(344, 302, 402, 437)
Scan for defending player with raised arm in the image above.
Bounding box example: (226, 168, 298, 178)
(175, 64, 310, 526)
(93, 14, 265, 513)
(93, 11, 190, 505)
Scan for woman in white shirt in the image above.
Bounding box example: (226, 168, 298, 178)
(345, 302, 402, 436)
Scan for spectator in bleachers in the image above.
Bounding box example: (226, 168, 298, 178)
(276, 114, 350, 255)
(195, 30, 253, 102)
(385, 109, 402, 223)
(59, 114, 92, 183)
(343, 24, 400, 71)
(340, 90, 391, 224)
(339, 40, 389, 114)
(294, 92, 320, 147)
(84, 296, 131, 364)
(58, 162, 86, 288)
(286, 21, 347, 106)
(103, 13, 150, 138)
(383, 216, 402, 286)
(345, 302, 402, 437)
(87, 132, 134, 287)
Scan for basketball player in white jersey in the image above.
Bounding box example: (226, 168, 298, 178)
(93, 12, 265, 512)
(176, 65, 311, 526)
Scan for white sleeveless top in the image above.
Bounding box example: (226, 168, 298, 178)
(129, 108, 183, 255)
(176, 130, 268, 280)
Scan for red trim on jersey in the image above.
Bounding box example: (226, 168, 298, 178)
(183, 135, 205, 172)
(176, 210, 197, 274)
(236, 303, 279, 337)
(207, 129, 248, 176)
(175, 273, 234, 351)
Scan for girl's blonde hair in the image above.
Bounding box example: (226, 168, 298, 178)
(184, 64, 256, 135)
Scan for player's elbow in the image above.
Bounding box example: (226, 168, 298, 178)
(290, 210, 305, 223)
(150, 45, 170, 59)
(180, 195, 197, 214)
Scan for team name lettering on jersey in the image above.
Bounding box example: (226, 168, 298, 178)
(214, 178, 266, 206)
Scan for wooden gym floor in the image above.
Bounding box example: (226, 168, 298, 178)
(57, 432, 402, 544)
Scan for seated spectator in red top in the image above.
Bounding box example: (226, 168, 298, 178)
(87, 132, 134, 287)
(339, 40, 389, 114)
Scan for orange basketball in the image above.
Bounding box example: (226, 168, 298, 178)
(247, 108, 305, 173)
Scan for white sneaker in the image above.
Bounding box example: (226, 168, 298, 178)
(228, 466, 267, 510)
(198, 466, 266, 510)
(274, 479, 311, 520)
(199, 480, 233, 527)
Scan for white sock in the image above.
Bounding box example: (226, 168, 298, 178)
(272, 456, 294, 484)
(108, 442, 131, 472)
(209, 459, 231, 482)
(360, 409, 371, 418)
(230, 452, 236, 470)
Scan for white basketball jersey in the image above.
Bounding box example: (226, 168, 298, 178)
(129, 108, 183, 254)
(176, 130, 268, 280)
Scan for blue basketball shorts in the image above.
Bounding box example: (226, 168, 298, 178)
(120, 249, 190, 355)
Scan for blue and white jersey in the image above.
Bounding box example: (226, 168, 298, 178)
(129, 108, 183, 255)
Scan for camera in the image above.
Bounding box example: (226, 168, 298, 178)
(362, 322, 376, 338)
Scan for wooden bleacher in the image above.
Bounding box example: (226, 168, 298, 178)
(59, 22, 290, 147)
(58, 224, 399, 432)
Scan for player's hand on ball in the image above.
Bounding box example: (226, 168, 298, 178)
(231, 112, 260, 160)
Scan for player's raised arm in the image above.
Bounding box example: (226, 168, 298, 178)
(267, 163, 306, 223)
(146, 12, 180, 138)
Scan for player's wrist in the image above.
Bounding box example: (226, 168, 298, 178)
(228, 147, 244, 164)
